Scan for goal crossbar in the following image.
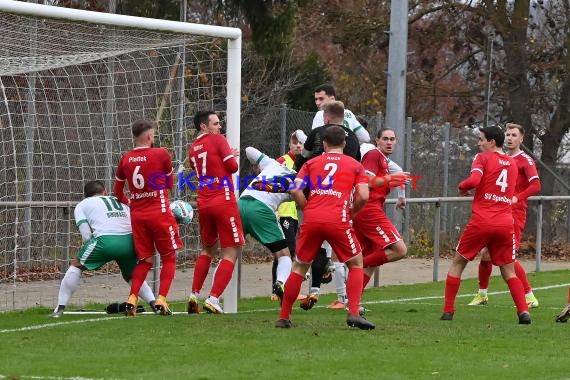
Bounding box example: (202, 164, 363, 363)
(0, 0, 242, 39)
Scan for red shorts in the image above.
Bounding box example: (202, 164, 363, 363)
(456, 220, 515, 266)
(513, 209, 527, 250)
(198, 202, 245, 248)
(296, 222, 361, 263)
(131, 211, 182, 259)
(353, 209, 402, 256)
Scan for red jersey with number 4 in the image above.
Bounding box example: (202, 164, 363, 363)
(115, 147, 173, 214)
(360, 148, 390, 207)
(188, 133, 238, 207)
(466, 151, 517, 224)
(295, 152, 367, 225)
(511, 151, 540, 214)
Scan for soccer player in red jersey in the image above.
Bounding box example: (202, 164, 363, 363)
(113, 119, 182, 316)
(186, 110, 244, 314)
(275, 125, 375, 330)
(441, 126, 531, 324)
(468, 123, 541, 307)
(354, 128, 409, 291)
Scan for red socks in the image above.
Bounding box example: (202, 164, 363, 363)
(363, 248, 388, 268)
(443, 275, 461, 313)
(478, 260, 492, 289)
(507, 277, 528, 314)
(130, 260, 153, 297)
(279, 272, 304, 320)
(514, 260, 532, 294)
(363, 273, 371, 291)
(210, 259, 235, 298)
(346, 267, 364, 316)
(158, 252, 176, 298)
(192, 254, 212, 294)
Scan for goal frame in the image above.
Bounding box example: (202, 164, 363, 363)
(0, 0, 242, 313)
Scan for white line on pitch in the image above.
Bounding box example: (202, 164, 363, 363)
(0, 316, 120, 334)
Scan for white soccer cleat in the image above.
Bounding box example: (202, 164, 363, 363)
(204, 297, 224, 314)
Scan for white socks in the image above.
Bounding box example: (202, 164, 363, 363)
(55, 266, 82, 310)
(332, 262, 347, 302)
(133, 281, 155, 304)
(276, 256, 292, 284)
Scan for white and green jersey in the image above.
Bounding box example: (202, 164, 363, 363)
(240, 151, 295, 212)
(312, 108, 370, 143)
(74, 195, 132, 238)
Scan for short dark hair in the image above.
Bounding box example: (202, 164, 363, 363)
(314, 83, 336, 97)
(84, 180, 105, 198)
(479, 126, 505, 147)
(322, 125, 346, 148)
(506, 123, 525, 136)
(376, 127, 395, 139)
(131, 119, 156, 138)
(193, 110, 217, 131)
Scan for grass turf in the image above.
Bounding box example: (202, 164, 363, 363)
(1, 269, 569, 379)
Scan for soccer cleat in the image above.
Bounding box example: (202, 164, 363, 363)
(204, 297, 224, 314)
(125, 294, 138, 317)
(275, 319, 292, 328)
(272, 281, 285, 305)
(149, 300, 159, 314)
(346, 315, 375, 330)
(440, 312, 454, 321)
(467, 292, 488, 306)
(50, 305, 65, 318)
(154, 296, 172, 316)
(187, 294, 200, 314)
(555, 304, 570, 323)
(327, 300, 347, 309)
(300, 293, 319, 311)
(518, 311, 531, 325)
(526, 294, 539, 308)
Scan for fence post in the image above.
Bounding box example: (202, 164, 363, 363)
(279, 103, 287, 155)
(433, 201, 441, 282)
(535, 200, 543, 272)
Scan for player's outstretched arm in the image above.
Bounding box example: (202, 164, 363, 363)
(458, 170, 483, 195)
(290, 188, 307, 210)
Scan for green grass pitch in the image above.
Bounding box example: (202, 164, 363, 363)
(1, 270, 569, 379)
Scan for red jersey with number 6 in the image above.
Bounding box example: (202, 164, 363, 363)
(114, 147, 173, 214)
(188, 133, 239, 208)
(468, 151, 517, 224)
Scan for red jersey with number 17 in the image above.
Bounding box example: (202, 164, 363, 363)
(295, 152, 367, 225)
(188, 133, 238, 208)
(115, 147, 173, 214)
(467, 151, 517, 224)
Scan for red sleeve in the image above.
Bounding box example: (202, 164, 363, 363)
(217, 135, 238, 173)
(354, 163, 368, 186)
(161, 148, 174, 190)
(296, 161, 309, 183)
(459, 154, 485, 191)
(276, 156, 286, 164)
(458, 170, 483, 191)
(361, 150, 379, 175)
(113, 180, 129, 205)
(516, 178, 541, 201)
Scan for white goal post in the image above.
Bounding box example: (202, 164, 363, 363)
(0, 1, 241, 312)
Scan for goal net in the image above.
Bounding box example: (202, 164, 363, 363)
(0, 2, 241, 311)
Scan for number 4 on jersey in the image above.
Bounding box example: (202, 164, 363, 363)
(495, 168, 508, 192)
